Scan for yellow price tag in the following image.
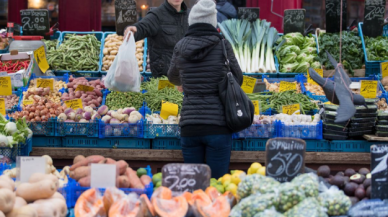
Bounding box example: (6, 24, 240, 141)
(360, 80, 378, 99)
(34, 46, 49, 73)
(0, 98, 5, 115)
(307, 68, 323, 85)
(160, 100, 178, 120)
(64, 99, 83, 110)
(324, 101, 336, 105)
(36, 78, 54, 91)
(241, 76, 257, 93)
(22, 100, 34, 106)
(0, 76, 12, 96)
(75, 85, 94, 92)
(282, 103, 301, 115)
(381, 62, 388, 78)
(252, 100, 260, 115)
(158, 80, 175, 90)
(279, 81, 297, 92)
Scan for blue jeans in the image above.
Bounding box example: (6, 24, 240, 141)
(181, 134, 232, 179)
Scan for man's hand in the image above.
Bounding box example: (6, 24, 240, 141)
(124, 26, 137, 41)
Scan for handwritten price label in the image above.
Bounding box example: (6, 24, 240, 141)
(33, 46, 49, 73)
(0, 76, 12, 96)
(279, 81, 297, 92)
(36, 78, 54, 91)
(360, 80, 378, 99)
(381, 62, 388, 78)
(64, 99, 83, 110)
(158, 80, 175, 90)
(307, 68, 323, 85)
(282, 103, 301, 115)
(252, 100, 260, 115)
(22, 100, 34, 106)
(0, 98, 5, 115)
(75, 85, 94, 92)
(160, 101, 178, 120)
(241, 76, 257, 93)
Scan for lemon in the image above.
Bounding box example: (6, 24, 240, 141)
(218, 177, 223, 183)
(256, 166, 266, 176)
(230, 170, 236, 175)
(221, 174, 232, 185)
(226, 183, 237, 196)
(231, 174, 241, 185)
(247, 168, 253, 175)
(250, 162, 262, 173)
(223, 180, 231, 188)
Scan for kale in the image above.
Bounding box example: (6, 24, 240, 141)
(365, 36, 388, 61)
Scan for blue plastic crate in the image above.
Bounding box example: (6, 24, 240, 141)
(242, 139, 267, 151)
(0, 138, 32, 162)
(27, 118, 56, 136)
(50, 31, 61, 41)
(65, 166, 153, 208)
(330, 140, 378, 152)
(277, 120, 323, 140)
(262, 74, 300, 83)
(56, 119, 99, 137)
(152, 138, 180, 150)
(143, 122, 180, 139)
(234, 123, 276, 139)
(32, 136, 62, 147)
(306, 140, 330, 152)
(62, 137, 100, 148)
(232, 140, 242, 151)
(99, 119, 143, 138)
(99, 138, 151, 149)
(0, 163, 12, 175)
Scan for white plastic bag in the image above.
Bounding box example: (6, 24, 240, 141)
(104, 33, 140, 92)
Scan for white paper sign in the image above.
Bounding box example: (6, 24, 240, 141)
(90, 164, 116, 188)
(18, 157, 46, 183)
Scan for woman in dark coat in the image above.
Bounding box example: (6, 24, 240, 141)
(167, 0, 243, 179)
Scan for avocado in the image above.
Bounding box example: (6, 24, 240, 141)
(359, 168, 370, 176)
(349, 197, 359, 206)
(317, 165, 331, 178)
(355, 188, 366, 200)
(331, 175, 345, 188)
(344, 182, 358, 196)
(366, 186, 371, 198)
(344, 176, 350, 184)
(336, 171, 345, 176)
(345, 168, 356, 177)
(363, 178, 371, 189)
(350, 174, 366, 184)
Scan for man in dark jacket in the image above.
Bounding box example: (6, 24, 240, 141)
(124, 0, 189, 77)
(168, 0, 243, 179)
(216, 0, 237, 23)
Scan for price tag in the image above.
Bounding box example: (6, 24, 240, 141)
(162, 163, 211, 194)
(360, 80, 378, 99)
(0, 98, 5, 115)
(241, 76, 257, 93)
(22, 100, 34, 106)
(160, 101, 178, 120)
(17, 157, 46, 183)
(75, 85, 94, 92)
(283, 9, 306, 35)
(90, 164, 117, 188)
(370, 144, 388, 199)
(64, 99, 83, 110)
(307, 68, 323, 85)
(36, 78, 54, 91)
(0, 76, 12, 96)
(158, 80, 175, 90)
(33, 46, 49, 73)
(252, 100, 260, 115)
(282, 103, 300, 115)
(279, 81, 297, 92)
(381, 62, 388, 78)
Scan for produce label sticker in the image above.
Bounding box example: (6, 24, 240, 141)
(22, 100, 34, 106)
(34, 46, 49, 73)
(282, 103, 300, 115)
(36, 78, 54, 91)
(64, 99, 83, 110)
(160, 101, 178, 120)
(0, 76, 12, 96)
(0, 98, 5, 115)
(241, 76, 257, 93)
(279, 81, 297, 92)
(91, 164, 117, 188)
(381, 62, 388, 78)
(75, 85, 94, 92)
(252, 100, 260, 115)
(360, 80, 378, 99)
(307, 68, 323, 85)
(17, 157, 46, 183)
(158, 80, 175, 90)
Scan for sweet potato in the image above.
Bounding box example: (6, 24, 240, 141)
(73, 155, 86, 165)
(117, 175, 130, 188)
(140, 175, 152, 187)
(126, 168, 144, 189)
(69, 166, 90, 181)
(105, 158, 116, 164)
(5, 205, 38, 217)
(16, 180, 57, 202)
(116, 160, 128, 175)
(78, 176, 91, 187)
(13, 197, 27, 208)
(0, 188, 15, 213)
(70, 155, 104, 171)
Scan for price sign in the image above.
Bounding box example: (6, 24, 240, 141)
(252, 100, 260, 115)
(283, 9, 306, 35)
(279, 81, 297, 92)
(370, 144, 388, 199)
(160, 101, 178, 120)
(22, 100, 34, 106)
(64, 99, 83, 110)
(115, 0, 137, 35)
(363, 0, 386, 37)
(0, 98, 5, 115)
(36, 78, 53, 91)
(17, 157, 46, 183)
(282, 103, 301, 115)
(158, 80, 175, 90)
(266, 138, 306, 182)
(238, 7, 260, 22)
(241, 76, 257, 93)
(75, 85, 94, 92)
(34, 46, 49, 73)
(307, 68, 323, 85)
(20, 9, 49, 36)
(90, 164, 117, 188)
(381, 62, 388, 78)
(325, 0, 347, 33)
(360, 80, 378, 99)
(0, 76, 12, 96)
(162, 163, 211, 194)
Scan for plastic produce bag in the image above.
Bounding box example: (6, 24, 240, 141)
(253, 207, 285, 217)
(230, 193, 279, 217)
(251, 176, 280, 195)
(284, 197, 328, 217)
(104, 33, 141, 92)
(318, 184, 351, 216)
(237, 174, 266, 199)
(291, 172, 319, 197)
(276, 182, 305, 212)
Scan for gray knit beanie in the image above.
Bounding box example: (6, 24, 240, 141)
(188, 0, 218, 28)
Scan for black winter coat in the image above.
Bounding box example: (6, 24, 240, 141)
(168, 23, 243, 136)
(131, 2, 189, 78)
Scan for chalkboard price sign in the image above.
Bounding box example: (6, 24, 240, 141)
(363, 0, 386, 37)
(115, 0, 137, 36)
(325, 0, 347, 33)
(370, 144, 388, 199)
(238, 7, 260, 22)
(20, 9, 49, 36)
(283, 9, 306, 35)
(162, 163, 211, 194)
(266, 138, 306, 182)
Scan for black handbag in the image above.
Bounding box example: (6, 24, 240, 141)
(218, 39, 254, 133)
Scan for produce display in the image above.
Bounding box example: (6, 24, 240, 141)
(0, 114, 31, 148)
(10, 98, 65, 122)
(0, 60, 30, 73)
(263, 79, 301, 93)
(364, 36, 388, 61)
(22, 78, 67, 105)
(276, 33, 320, 73)
(145, 113, 179, 124)
(304, 82, 325, 96)
(105, 91, 144, 110)
(0, 94, 19, 111)
(275, 113, 321, 125)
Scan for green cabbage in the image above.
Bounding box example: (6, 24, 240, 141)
(302, 36, 316, 49)
(301, 47, 317, 54)
(297, 54, 315, 63)
(284, 32, 304, 46)
(277, 45, 300, 58)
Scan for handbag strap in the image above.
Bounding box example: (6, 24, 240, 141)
(221, 39, 231, 72)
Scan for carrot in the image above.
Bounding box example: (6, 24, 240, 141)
(78, 176, 91, 187)
(140, 175, 152, 187)
(126, 168, 144, 189)
(115, 160, 128, 175)
(73, 155, 85, 165)
(69, 166, 90, 181)
(117, 175, 130, 188)
(70, 155, 104, 171)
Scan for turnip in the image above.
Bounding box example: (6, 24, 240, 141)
(97, 105, 108, 115)
(84, 106, 93, 113)
(110, 118, 120, 124)
(83, 112, 92, 121)
(101, 115, 111, 124)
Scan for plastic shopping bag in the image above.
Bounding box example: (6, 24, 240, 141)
(104, 33, 141, 92)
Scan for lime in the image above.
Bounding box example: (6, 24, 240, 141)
(152, 175, 161, 185)
(156, 181, 162, 187)
(137, 168, 147, 178)
(215, 185, 225, 194)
